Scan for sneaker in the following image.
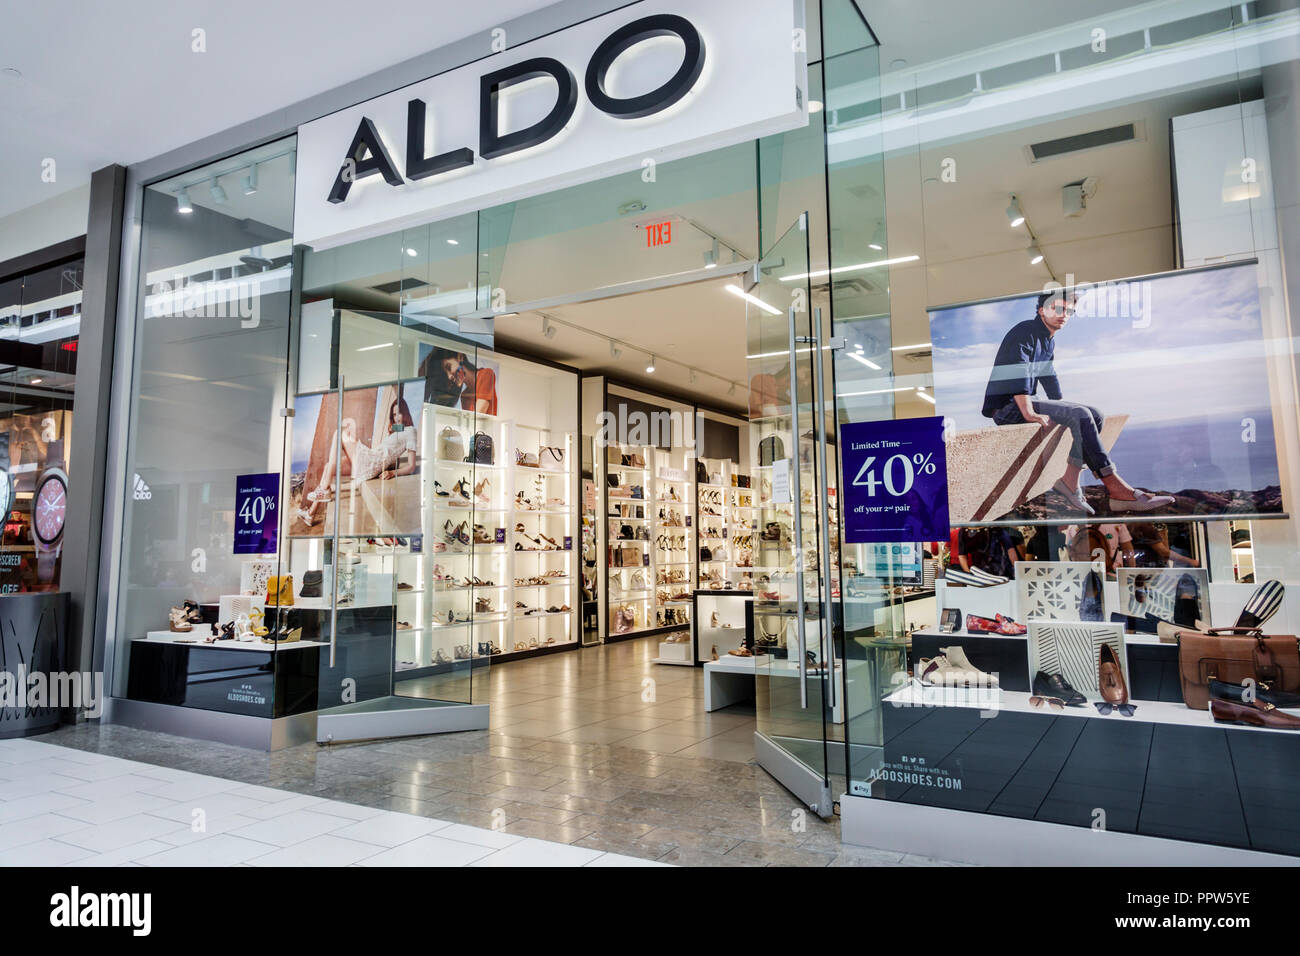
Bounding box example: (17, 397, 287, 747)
(939, 645, 999, 685)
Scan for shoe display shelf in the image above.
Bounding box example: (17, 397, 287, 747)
(671, 589, 753, 666)
(651, 451, 696, 634)
(506, 425, 577, 660)
(695, 456, 752, 592)
(603, 444, 655, 640)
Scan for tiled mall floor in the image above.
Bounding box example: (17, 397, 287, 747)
(27, 637, 961, 866)
(0, 738, 659, 866)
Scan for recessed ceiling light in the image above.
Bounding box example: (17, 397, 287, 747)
(447, 239, 459, 245)
(405, 247, 418, 257)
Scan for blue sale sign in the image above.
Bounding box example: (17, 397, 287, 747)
(840, 417, 949, 544)
(234, 472, 280, 555)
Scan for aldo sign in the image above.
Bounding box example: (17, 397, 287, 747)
(294, 0, 806, 250)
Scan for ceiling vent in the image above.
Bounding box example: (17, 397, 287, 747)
(1025, 122, 1142, 163)
(371, 278, 430, 295)
(814, 277, 880, 297)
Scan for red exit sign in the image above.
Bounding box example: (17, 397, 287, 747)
(645, 221, 673, 247)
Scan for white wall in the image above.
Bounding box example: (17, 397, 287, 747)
(0, 185, 89, 265)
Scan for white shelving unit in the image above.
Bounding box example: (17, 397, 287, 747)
(605, 445, 653, 637)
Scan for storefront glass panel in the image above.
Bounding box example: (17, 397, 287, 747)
(112, 139, 302, 718)
(841, 0, 1300, 857)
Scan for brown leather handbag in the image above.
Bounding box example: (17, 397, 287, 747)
(1178, 627, 1300, 710)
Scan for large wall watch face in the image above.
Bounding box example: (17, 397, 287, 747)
(34, 473, 67, 545)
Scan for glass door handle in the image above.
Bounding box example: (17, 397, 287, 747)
(329, 375, 344, 669)
(787, 306, 808, 710)
(811, 309, 837, 710)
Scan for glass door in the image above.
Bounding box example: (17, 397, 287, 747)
(304, 303, 494, 742)
(746, 213, 836, 816)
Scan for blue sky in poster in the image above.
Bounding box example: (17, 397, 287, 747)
(928, 263, 1280, 491)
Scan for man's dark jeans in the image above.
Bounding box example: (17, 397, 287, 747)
(992, 398, 1115, 477)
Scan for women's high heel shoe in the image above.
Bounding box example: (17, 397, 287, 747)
(474, 477, 490, 503)
(434, 480, 451, 499)
(452, 478, 472, 506)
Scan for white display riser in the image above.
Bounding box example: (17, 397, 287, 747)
(937, 578, 1292, 634)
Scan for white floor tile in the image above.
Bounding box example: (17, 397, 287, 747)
(146, 790, 274, 823)
(0, 791, 89, 825)
(224, 783, 313, 803)
(431, 823, 525, 850)
(57, 791, 179, 825)
(52, 773, 176, 801)
(228, 810, 351, 847)
(328, 812, 450, 848)
(137, 775, 247, 802)
(0, 812, 91, 852)
(470, 838, 604, 867)
(150, 813, 264, 846)
(0, 837, 94, 866)
(60, 839, 176, 867)
(310, 798, 386, 821)
(246, 834, 387, 867)
(238, 793, 330, 819)
(134, 834, 281, 867)
(354, 834, 496, 867)
(56, 812, 186, 853)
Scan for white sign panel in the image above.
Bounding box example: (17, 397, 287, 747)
(294, 0, 806, 250)
(771, 458, 792, 504)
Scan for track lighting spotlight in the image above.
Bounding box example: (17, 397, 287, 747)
(1029, 242, 1044, 266)
(176, 188, 193, 214)
(869, 222, 886, 252)
(242, 164, 258, 196)
(610, 340, 622, 360)
(646, 355, 657, 374)
(1006, 196, 1025, 228)
(209, 178, 228, 204)
(542, 317, 556, 339)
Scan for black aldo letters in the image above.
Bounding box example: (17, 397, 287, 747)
(327, 13, 705, 204)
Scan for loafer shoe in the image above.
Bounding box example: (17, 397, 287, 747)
(1108, 489, 1175, 513)
(1211, 698, 1300, 729)
(1052, 478, 1094, 515)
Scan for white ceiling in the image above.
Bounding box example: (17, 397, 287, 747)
(0, 0, 562, 218)
(859, 0, 1142, 70)
(498, 275, 751, 411)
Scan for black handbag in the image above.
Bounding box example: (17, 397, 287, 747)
(300, 570, 323, 598)
(465, 431, 495, 464)
(700, 546, 713, 561)
(759, 435, 784, 465)
(696, 460, 710, 484)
